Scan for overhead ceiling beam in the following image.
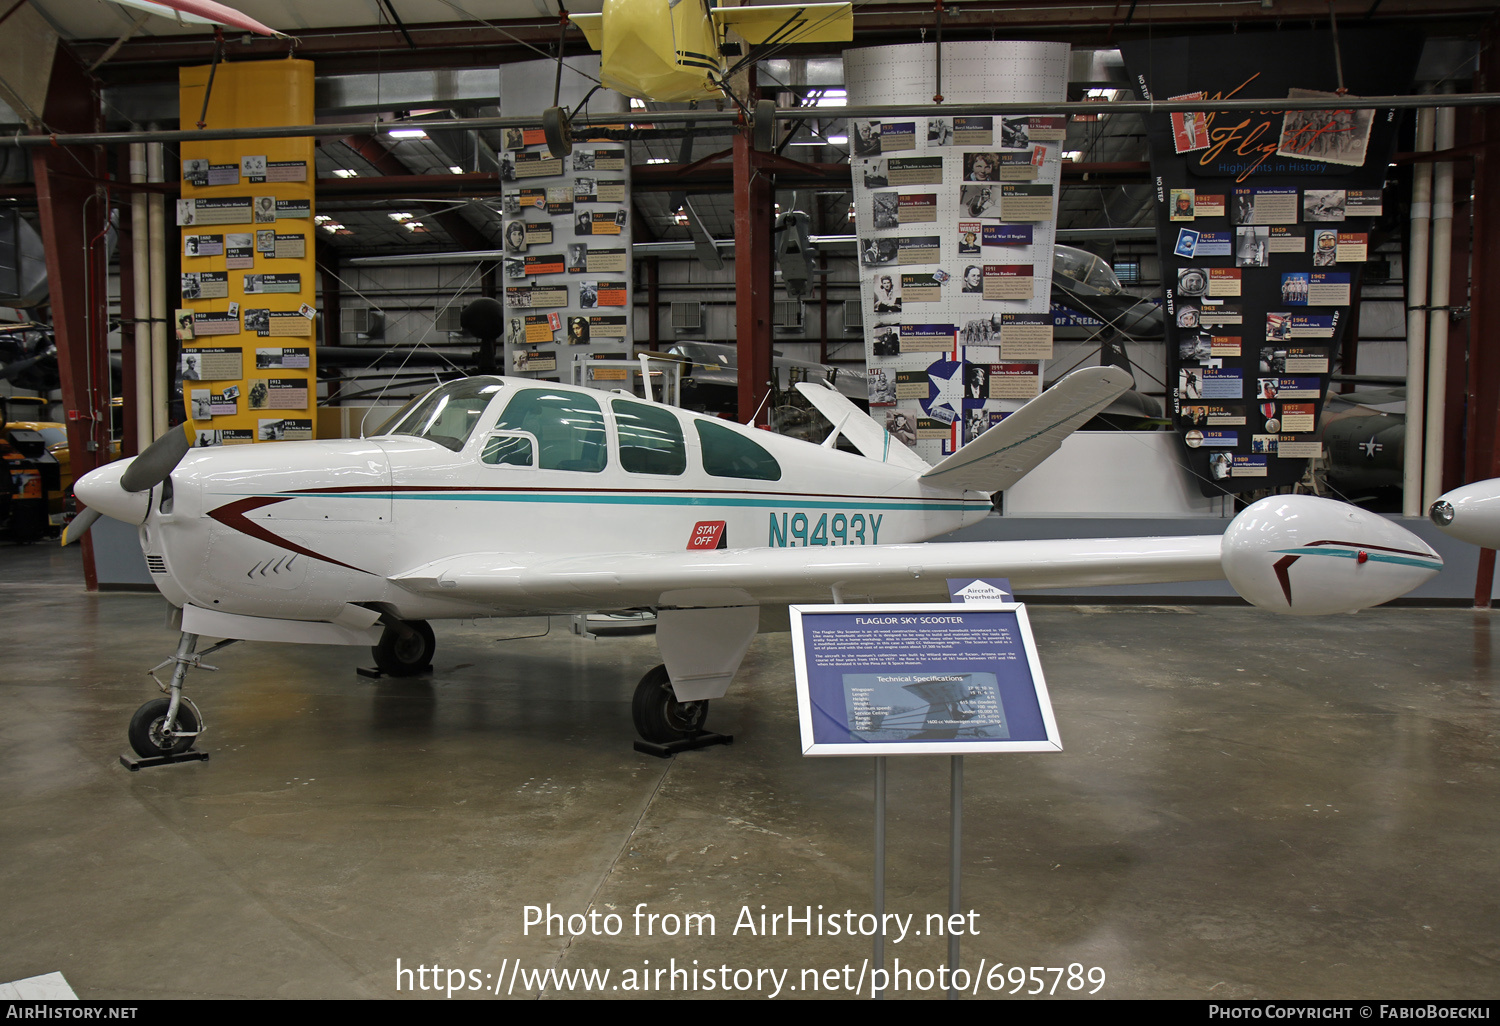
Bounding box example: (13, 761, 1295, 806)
(66, 1, 1500, 84)
(339, 134, 494, 251)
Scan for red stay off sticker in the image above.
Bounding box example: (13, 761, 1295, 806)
(688, 521, 726, 550)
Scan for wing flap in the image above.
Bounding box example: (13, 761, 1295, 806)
(920, 366, 1132, 493)
(390, 536, 1224, 612)
(710, 2, 853, 45)
(569, 11, 605, 49)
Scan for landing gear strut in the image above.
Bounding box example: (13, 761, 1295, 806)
(631, 663, 732, 757)
(123, 631, 231, 767)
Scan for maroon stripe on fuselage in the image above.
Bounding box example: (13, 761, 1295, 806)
(207, 495, 375, 575)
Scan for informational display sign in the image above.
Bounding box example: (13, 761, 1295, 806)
(847, 41, 1068, 463)
(790, 603, 1060, 756)
(1123, 29, 1421, 494)
(177, 59, 317, 445)
(498, 57, 632, 379)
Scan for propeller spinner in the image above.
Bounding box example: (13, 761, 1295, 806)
(63, 423, 194, 545)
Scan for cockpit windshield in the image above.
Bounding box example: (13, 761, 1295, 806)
(371, 378, 505, 451)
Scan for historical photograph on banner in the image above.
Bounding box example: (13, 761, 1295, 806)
(1275, 89, 1375, 167)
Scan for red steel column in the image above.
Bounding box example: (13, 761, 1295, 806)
(1471, 14, 1500, 605)
(733, 130, 774, 426)
(31, 47, 108, 588)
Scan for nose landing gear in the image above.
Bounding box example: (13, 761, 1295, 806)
(121, 632, 234, 769)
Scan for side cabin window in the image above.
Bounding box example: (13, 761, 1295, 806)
(479, 432, 535, 467)
(612, 399, 686, 476)
(695, 420, 781, 481)
(492, 389, 607, 473)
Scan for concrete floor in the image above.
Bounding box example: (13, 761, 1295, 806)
(1, 541, 1496, 1001)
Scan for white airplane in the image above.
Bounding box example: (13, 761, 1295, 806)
(68, 367, 1443, 759)
(1429, 478, 1500, 549)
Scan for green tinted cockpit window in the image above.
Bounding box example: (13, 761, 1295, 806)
(613, 400, 686, 476)
(493, 389, 607, 472)
(373, 378, 503, 452)
(694, 419, 781, 481)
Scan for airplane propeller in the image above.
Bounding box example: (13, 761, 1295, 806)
(60, 507, 101, 547)
(120, 421, 194, 493)
(62, 422, 195, 546)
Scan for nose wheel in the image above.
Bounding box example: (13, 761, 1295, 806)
(632, 664, 731, 757)
(128, 697, 201, 757)
(121, 631, 228, 769)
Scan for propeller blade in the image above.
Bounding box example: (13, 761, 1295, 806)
(60, 506, 102, 547)
(0, 355, 42, 382)
(120, 423, 193, 493)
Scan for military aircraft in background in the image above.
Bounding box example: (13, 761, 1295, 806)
(67, 369, 1442, 760)
(0, 325, 59, 394)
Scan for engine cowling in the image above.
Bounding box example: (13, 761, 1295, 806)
(1222, 495, 1442, 615)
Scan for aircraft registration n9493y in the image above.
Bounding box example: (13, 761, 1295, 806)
(68, 368, 1443, 758)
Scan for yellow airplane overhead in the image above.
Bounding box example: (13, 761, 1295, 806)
(569, 0, 854, 103)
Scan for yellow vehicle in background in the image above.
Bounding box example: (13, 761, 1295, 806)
(2, 396, 120, 523)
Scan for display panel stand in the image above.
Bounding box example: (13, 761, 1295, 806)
(794, 598, 1056, 999)
(869, 754, 964, 1001)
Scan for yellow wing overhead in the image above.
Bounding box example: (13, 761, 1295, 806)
(569, 11, 605, 48)
(710, 2, 852, 46)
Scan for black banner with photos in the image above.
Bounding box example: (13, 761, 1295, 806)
(1122, 30, 1420, 495)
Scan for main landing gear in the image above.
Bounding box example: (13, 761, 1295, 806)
(371, 618, 436, 677)
(752, 99, 776, 151)
(543, 106, 572, 158)
(632, 663, 732, 758)
(122, 632, 233, 768)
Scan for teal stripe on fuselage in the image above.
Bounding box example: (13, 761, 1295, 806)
(1273, 547, 1443, 571)
(270, 491, 987, 513)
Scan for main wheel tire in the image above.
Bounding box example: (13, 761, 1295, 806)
(372, 620, 436, 677)
(542, 106, 573, 158)
(632, 664, 709, 743)
(128, 698, 199, 758)
(752, 98, 776, 151)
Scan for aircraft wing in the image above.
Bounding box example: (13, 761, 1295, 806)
(388, 535, 1225, 612)
(109, 0, 283, 35)
(710, 3, 853, 45)
(919, 366, 1132, 493)
(569, 11, 604, 49)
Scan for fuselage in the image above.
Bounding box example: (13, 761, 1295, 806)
(136, 377, 992, 622)
(596, 0, 722, 102)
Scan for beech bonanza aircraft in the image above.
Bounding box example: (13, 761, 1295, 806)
(543, 0, 854, 155)
(69, 368, 1443, 758)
